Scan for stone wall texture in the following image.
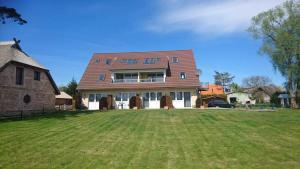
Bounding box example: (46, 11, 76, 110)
(0, 63, 56, 115)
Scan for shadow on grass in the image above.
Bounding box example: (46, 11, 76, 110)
(0, 110, 110, 123)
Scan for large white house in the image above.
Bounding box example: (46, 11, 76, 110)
(77, 50, 203, 110)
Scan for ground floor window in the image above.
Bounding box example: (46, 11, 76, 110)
(157, 92, 162, 100)
(89, 94, 95, 102)
(170, 92, 175, 100)
(177, 92, 183, 100)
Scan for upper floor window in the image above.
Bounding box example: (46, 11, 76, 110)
(34, 71, 40, 81)
(105, 59, 112, 65)
(16, 67, 24, 85)
(99, 74, 105, 81)
(180, 72, 186, 79)
(171, 57, 179, 63)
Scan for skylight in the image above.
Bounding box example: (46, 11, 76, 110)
(94, 58, 100, 64)
(105, 59, 112, 65)
(144, 57, 160, 64)
(118, 59, 138, 64)
(172, 57, 179, 63)
(99, 74, 105, 81)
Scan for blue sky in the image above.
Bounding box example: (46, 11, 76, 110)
(0, 0, 286, 86)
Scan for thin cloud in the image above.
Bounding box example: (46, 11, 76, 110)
(147, 0, 286, 35)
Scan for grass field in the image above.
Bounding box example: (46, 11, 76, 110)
(0, 109, 300, 169)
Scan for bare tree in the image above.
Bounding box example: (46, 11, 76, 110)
(242, 76, 272, 88)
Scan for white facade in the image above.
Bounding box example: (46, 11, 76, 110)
(227, 92, 256, 105)
(82, 89, 197, 110)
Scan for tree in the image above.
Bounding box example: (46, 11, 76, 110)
(0, 6, 27, 25)
(230, 83, 240, 92)
(248, 0, 300, 108)
(242, 76, 272, 88)
(60, 78, 78, 99)
(214, 71, 235, 92)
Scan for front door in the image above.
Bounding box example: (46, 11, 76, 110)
(184, 92, 191, 108)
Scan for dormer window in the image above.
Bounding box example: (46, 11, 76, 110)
(105, 59, 112, 65)
(99, 74, 105, 81)
(180, 72, 186, 79)
(171, 57, 178, 63)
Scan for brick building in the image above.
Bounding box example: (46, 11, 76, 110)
(0, 40, 60, 115)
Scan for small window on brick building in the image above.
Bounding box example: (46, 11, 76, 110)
(16, 67, 24, 85)
(34, 71, 40, 81)
(180, 72, 186, 79)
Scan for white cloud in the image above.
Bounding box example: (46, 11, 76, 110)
(147, 0, 286, 35)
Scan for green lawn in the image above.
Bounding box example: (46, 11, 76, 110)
(0, 109, 300, 169)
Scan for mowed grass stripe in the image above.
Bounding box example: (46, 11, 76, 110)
(0, 109, 300, 169)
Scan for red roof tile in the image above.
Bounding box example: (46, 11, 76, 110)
(77, 50, 200, 90)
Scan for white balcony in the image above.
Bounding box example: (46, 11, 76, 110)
(112, 71, 166, 84)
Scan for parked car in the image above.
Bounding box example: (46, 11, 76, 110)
(208, 100, 235, 108)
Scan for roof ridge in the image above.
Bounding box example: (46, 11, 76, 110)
(93, 49, 193, 55)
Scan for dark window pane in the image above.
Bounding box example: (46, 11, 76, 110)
(96, 94, 102, 102)
(89, 94, 95, 102)
(150, 92, 156, 100)
(16, 67, 24, 85)
(170, 92, 175, 100)
(172, 57, 178, 63)
(157, 92, 162, 100)
(116, 73, 124, 79)
(105, 59, 112, 65)
(34, 71, 40, 81)
(180, 72, 186, 79)
(116, 93, 122, 101)
(156, 73, 164, 78)
(122, 93, 128, 101)
(95, 58, 100, 64)
(177, 92, 183, 100)
(99, 74, 105, 81)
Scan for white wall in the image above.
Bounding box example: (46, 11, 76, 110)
(227, 92, 256, 105)
(80, 88, 197, 110)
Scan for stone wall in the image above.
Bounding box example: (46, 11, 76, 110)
(0, 63, 56, 114)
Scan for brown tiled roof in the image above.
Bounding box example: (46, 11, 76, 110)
(77, 50, 200, 90)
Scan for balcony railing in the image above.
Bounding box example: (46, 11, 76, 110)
(113, 78, 164, 83)
(113, 79, 138, 83)
(140, 77, 164, 83)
